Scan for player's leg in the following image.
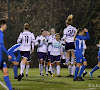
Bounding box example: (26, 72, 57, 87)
(73, 51, 82, 81)
(25, 61, 30, 77)
(89, 61, 100, 78)
(12, 61, 19, 79)
(3, 67, 13, 90)
(2, 60, 19, 90)
(48, 51, 52, 75)
(78, 60, 87, 78)
(44, 54, 49, 76)
(66, 51, 72, 77)
(39, 59, 44, 76)
(55, 55, 61, 77)
(18, 51, 29, 81)
(50, 55, 55, 77)
(18, 57, 27, 81)
(71, 51, 76, 77)
(37, 52, 45, 76)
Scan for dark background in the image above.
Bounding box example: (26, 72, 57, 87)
(0, 0, 100, 68)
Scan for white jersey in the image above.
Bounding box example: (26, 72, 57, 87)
(50, 39, 63, 56)
(17, 30, 35, 51)
(83, 40, 87, 50)
(35, 35, 48, 53)
(82, 40, 87, 56)
(48, 35, 55, 52)
(63, 25, 77, 42)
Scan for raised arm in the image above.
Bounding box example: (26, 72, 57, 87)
(17, 32, 23, 43)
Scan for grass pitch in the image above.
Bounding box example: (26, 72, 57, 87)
(0, 68, 100, 90)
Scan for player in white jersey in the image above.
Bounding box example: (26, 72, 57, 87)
(61, 40, 66, 64)
(17, 23, 35, 81)
(63, 14, 77, 77)
(21, 42, 34, 77)
(49, 33, 65, 77)
(35, 29, 48, 76)
(48, 28, 56, 75)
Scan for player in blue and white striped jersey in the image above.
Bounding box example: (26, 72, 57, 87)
(8, 44, 21, 79)
(89, 41, 100, 78)
(73, 28, 89, 81)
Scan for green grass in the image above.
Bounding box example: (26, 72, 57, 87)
(0, 68, 100, 90)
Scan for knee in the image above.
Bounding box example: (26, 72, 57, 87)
(4, 70, 9, 76)
(83, 62, 87, 66)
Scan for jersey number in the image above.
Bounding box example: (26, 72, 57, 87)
(67, 29, 75, 37)
(25, 36, 29, 44)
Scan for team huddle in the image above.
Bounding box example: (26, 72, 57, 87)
(0, 14, 100, 90)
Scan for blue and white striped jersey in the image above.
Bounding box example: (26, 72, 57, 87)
(75, 32, 89, 51)
(8, 44, 21, 54)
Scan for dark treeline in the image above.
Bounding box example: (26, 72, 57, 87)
(0, 0, 100, 68)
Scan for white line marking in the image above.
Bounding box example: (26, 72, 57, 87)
(0, 81, 9, 90)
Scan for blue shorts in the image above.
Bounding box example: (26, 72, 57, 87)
(0, 54, 7, 70)
(20, 51, 30, 60)
(75, 50, 86, 63)
(9, 53, 16, 62)
(37, 52, 47, 61)
(50, 55, 61, 64)
(65, 42, 75, 51)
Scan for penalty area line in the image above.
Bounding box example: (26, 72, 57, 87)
(0, 81, 9, 90)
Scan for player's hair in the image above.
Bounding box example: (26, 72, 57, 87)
(51, 28, 55, 31)
(0, 20, 6, 27)
(74, 28, 83, 41)
(55, 33, 60, 36)
(24, 23, 29, 30)
(65, 14, 73, 25)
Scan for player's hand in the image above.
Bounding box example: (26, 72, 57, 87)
(38, 40, 41, 43)
(61, 52, 63, 56)
(84, 28, 88, 32)
(32, 49, 34, 53)
(8, 55, 12, 60)
(97, 56, 99, 59)
(43, 39, 45, 42)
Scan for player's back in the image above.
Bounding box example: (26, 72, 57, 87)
(17, 30, 35, 51)
(64, 25, 77, 42)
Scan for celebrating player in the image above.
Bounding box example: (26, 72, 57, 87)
(49, 33, 65, 77)
(17, 23, 35, 81)
(35, 29, 48, 76)
(48, 28, 56, 75)
(63, 14, 77, 77)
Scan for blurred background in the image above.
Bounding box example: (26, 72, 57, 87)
(0, 0, 100, 68)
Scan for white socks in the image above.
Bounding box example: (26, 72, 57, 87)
(66, 57, 70, 65)
(26, 65, 30, 74)
(56, 65, 60, 75)
(51, 66, 55, 74)
(45, 65, 48, 74)
(68, 65, 71, 74)
(71, 65, 75, 75)
(20, 61, 25, 75)
(40, 64, 43, 74)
